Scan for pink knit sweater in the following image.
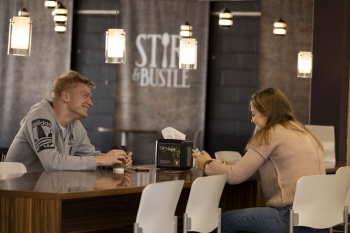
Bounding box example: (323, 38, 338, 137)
(205, 124, 326, 207)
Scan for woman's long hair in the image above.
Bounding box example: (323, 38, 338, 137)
(246, 87, 323, 149)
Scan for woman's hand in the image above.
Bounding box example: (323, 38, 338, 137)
(192, 150, 212, 170)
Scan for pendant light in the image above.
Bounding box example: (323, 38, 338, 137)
(179, 38, 197, 69)
(218, 8, 233, 29)
(297, 51, 312, 78)
(8, 8, 32, 56)
(52, 1, 67, 33)
(45, 0, 57, 9)
(273, 0, 286, 36)
(179, 0, 197, 70)
(105, 29, 126, 63)
(179, 21, 192, 38)
(273, 18, 286, 36)
(105, 5, 126, 64)
(297, 1, 314, 78)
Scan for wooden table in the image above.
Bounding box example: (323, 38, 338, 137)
(0, 165, 259, 233)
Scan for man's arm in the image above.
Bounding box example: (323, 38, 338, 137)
(72, 121, 132, 168)
(23, 111, 97, 171)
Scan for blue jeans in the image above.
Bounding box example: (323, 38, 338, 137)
(221, 206, 329, 233)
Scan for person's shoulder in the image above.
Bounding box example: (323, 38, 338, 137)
(271, 124, 286, 133)
(272, 122, 306, 139)
(28, 101, 53, 117)
(269, 124, 291, 139)
(24, 100, 55, 123)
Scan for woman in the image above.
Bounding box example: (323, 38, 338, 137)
(193, 87, 326, 233)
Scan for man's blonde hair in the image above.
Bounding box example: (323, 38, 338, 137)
(52, 70, 95, 101)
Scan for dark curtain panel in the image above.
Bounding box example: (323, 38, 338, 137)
(0, 0, 73, 147)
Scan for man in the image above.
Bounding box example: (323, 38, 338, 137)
(5, 70, 132, 172)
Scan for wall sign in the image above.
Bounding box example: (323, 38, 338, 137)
(115, 0, 209, 164)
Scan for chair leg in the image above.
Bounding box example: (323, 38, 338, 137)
(289, 209, 294, 233)
(344, 206, 348, 233)
(183, 213, 188, 233)
(218, 208, 222, 233)
(174, 216, 178, 233)
(134, 223, 140, 233)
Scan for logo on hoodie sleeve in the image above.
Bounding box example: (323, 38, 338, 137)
(32, 119, 55, 152)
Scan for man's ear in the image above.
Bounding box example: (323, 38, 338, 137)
(61, 91, 69, 103)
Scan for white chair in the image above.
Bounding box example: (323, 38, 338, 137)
(0, 162, 27, 180)
(134, 180, 184, 233)
(183, 174, 227, 233)
(305, 125, 335, 164)
(0, 162, 27, 174)
(333, 166, 350, 232)
(289, 174, 350, 233)
(214, 151, 242, 163)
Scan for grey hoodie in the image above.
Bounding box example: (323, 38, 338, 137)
(5, 99, 101, 172)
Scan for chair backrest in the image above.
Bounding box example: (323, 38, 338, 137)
(135, 180, 184, 233)
(214, 151, 242, 162)
(336, 166, 350, 213)
(305, 125, 335, 163)
(291, 174, 350, 229)
(184, 174, 227, 232)
(0, 162, 27, 174)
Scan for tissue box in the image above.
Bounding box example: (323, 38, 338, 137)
(155, 139, 193, 170)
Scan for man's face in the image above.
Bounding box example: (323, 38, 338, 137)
(66, 82, 93, 119)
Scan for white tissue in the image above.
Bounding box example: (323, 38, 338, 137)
(161, 127, 186, 140)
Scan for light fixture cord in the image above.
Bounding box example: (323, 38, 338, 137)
(187, 0, 191, 22)
(302, 0, 313, 51)
(307, 0, 314, 124)
(115, 3, 118, 28)
(14, 0, 19, 13)
(279, 0, 281, 18)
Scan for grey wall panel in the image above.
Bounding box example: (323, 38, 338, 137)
(0, 0, 73, 147)
(259, 0, 313, 124)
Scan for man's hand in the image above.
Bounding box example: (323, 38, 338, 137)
(95, 149, 133, 168)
